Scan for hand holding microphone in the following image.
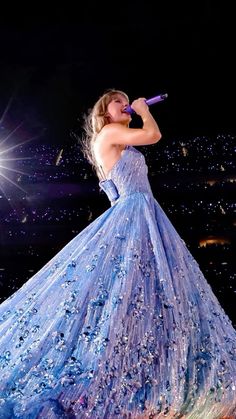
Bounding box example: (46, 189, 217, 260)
(125, 93, 168, 114)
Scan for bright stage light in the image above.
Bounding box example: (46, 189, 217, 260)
(0, 134, 33, 196)
(0, 120, 38, 202)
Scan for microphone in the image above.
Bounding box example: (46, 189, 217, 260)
(125, 93, 168, 114)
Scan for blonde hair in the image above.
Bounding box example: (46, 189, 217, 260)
(81, 89, 129, 179)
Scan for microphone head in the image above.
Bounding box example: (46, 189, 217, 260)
(124, 105, 134, 114)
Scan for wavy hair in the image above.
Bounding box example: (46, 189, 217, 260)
(81, 89, 129, 180)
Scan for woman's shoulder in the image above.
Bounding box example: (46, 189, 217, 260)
(93, 132, 116, 153)
(97, 124, 129, 148)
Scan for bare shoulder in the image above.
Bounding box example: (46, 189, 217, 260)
(93, 130, 125, 175)
(95, 129, 113, 152)
(94, 129, 116, 155)
(95, 124, 125, 150)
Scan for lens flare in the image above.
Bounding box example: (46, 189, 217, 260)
(0, 98, 39, 203)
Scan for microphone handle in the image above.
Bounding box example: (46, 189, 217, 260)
(125, 93, 168, 114)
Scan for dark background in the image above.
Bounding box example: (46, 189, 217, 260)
(1, 3, 235, 139)
(0, 3, 235, 325)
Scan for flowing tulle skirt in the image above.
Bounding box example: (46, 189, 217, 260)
(0, 192, 235, 418)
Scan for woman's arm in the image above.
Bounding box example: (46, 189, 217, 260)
(98, 98, 162, 147)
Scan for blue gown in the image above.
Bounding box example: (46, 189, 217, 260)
(0, 145, 236, 418)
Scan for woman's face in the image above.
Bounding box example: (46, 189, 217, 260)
(106, 94, 131, 125)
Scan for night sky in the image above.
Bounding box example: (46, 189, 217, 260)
(0, 3, 235, 324)
(0, 3, 235, 140)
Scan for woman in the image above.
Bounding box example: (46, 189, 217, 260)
(0, 89, 235, 418)
(83, 90, 161, 182)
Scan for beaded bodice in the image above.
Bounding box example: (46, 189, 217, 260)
(99, 146, 153, 204)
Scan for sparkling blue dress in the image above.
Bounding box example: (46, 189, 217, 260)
(0, 145, 236, 418)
